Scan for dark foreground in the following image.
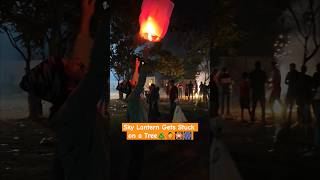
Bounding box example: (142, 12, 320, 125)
(0, 100, 319, 180)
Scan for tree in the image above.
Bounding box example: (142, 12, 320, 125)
(0, 0, 48, 119)
(0, 0, 85, 118)
(152, 49, 185, 80)
(110, 40, 132, 99)
(110, 0, 140, 99)
(286, 0, 320, 65)
(173, 0, 240, 78)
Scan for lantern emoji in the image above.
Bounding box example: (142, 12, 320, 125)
(139, 0, 174, 42)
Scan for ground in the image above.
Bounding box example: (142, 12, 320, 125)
(0, 99, 319, 180)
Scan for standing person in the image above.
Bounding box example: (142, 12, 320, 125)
(165, 81, 170, 99)
(250, 61, 267, 123)
(312, 63, 320, 153)
(20, 1, 111, 179)
(169, 80, 178, 119)
(126, 58, 154, 180)
(285, 63, 299, 126)
(269, 61, 282, 117)
(185, 83, 189, 100)
(203, 82, 209, 102)
(219, 67, 232, 116)
(199, 82, 204, 102)
(239, 72, 251, 122)
(188, 80, 194, 100)
(148, 84, 160, 122)
(209, 68, 220, 118)
(178, 83, 183, 99)
(50, 0, 109, 179)
(194, 80, 198, 96)
(296, 65, 313, 149)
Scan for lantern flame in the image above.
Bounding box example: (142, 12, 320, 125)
(140, 17, 161, 42)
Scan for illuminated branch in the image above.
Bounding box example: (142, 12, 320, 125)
(288, 5, 305, 38)
(309, 0, 319, 49)
(2, 26, 28, 61)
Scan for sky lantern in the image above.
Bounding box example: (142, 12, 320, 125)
(139, 0, 174, 42)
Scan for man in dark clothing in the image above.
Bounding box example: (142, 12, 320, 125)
(185, 83, 189, 99)
(312, 63, 320, 151)
(169, 80, 178, 119)
(148, 84, 160, 122)
(219, 67, 232, 115)
(199, 82, 204, 101)
(209, 69, 220, 118)
(296, 65, 313, 141)
(194, 80, 198, 95)
(188, 80, 194, 100)
(203, 82, 209, 102)
(250, 61, 267, 123)
(285, 63, 299, 125)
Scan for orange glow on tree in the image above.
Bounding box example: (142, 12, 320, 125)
(139, 0, 174, 42)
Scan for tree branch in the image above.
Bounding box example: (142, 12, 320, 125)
(309, 0, 319, 48)
(288, 5, 305, 37)
(3, 27, 28, 61)
(306, 44, 320, 62)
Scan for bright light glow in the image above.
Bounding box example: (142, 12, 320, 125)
(195, 93, 199, 100)
(139, 0, 174, 42)
(140, 17, 161, 42)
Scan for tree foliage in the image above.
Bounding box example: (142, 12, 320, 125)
(110, 0, 140, 82)
(150, 47, 184, 80)
(0, 0, 82, 62)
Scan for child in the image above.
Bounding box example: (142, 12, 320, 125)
(239, 72, 251, 122)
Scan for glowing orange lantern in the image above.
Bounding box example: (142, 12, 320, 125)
(139, 0, 174, 42)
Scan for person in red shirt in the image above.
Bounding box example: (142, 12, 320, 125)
(239, 72, 251, 122)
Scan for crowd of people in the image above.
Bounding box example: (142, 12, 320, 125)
(209, 61, 320, 153)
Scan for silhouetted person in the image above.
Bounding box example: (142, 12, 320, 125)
(219, 67, 232, 115)
(165, 81, 170, 99)
(296, 65, 313, 144)
(169, 80, 178, 119)
(209, 68, 220, 118)
(194, 80, 198, 96)
(312, 63, 320, 151)
(285, 63, 299, 125)
(269, 61, 282, 117)
(185, 83, 189, 99)
(178, 83, 183, 99)
(126, 58, 154, 180)
(203, 82, 209, 102)
(50, 1, 109, 179)
(239, 72, 251, 122)
(199, 82, 204, 101)
(188, 80, 194, 100)
(250, 61, 267, 123)
(148, 84, 160, 122)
